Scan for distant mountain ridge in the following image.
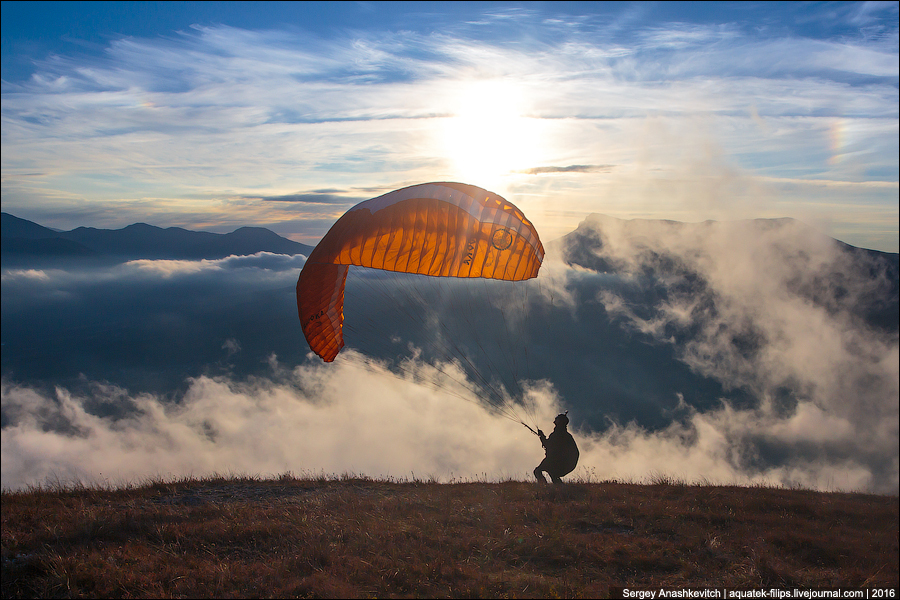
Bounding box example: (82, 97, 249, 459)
(1, 212, 315, 264)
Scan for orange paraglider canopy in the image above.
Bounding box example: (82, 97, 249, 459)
(296, 182, 544, 362)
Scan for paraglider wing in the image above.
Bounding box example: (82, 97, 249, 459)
(296, 182, 545, 362)
(296, 262, 348, 364)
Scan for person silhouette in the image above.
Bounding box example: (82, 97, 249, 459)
(533, 412, 579, 483)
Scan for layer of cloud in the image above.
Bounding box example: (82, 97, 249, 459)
(2, 351, 892, 493)
(0, 356, 560, 488)
(124, 251, 307, 278)
(1, 251, 306, 285)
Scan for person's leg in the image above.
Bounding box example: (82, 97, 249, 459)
(534, 460, 549, 483)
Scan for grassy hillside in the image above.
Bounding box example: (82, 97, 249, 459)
(2, 474, 897, 598)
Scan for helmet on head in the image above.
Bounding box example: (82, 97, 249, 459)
(554, 412, 569, 426)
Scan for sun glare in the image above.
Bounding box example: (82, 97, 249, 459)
(441, 81, 542, 186)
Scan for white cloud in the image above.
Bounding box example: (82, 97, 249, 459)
(0, 355, 562, 488)
(0, 253, 305, 285)
(3, 348, 894, 493)
(0, 269, 51, 282)
(576, 215, 898, 492)
(124, 252, 306, 278)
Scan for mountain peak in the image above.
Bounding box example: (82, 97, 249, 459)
(123, 222, 162, 231)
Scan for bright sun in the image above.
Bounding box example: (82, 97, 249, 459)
(441, 81, 541, 185)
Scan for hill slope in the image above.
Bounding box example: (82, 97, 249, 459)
(1, 475, 896, 598)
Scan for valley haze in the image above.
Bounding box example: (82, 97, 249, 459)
(2, 212, 897, 495)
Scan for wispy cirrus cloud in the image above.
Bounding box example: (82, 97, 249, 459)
(1, 6, 897, 249)
(516, 165, 616, 175)
(243, 191, 364, 204)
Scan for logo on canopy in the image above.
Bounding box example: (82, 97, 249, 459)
(491, 228, 513, 251)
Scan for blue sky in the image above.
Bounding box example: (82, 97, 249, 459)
(2, 1, 898, 251)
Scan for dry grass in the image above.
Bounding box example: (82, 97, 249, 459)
(2, 473, 897, 598)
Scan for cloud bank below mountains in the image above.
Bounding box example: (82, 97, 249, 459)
(2, 216, 898, 493)
(1, 352, 890, 494)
